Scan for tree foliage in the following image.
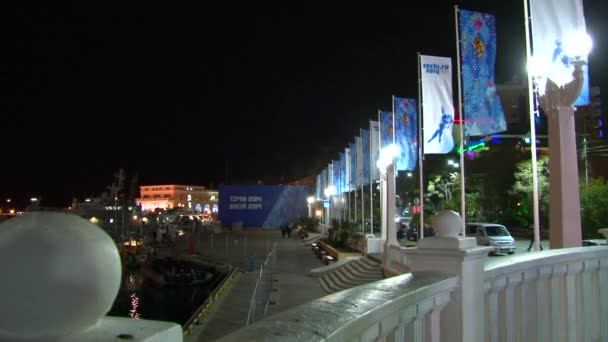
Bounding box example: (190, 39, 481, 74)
(580, 178, 608, 238)
(510, 156, 550, 228)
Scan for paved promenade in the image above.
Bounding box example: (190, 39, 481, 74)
(174, 228, 326, 342)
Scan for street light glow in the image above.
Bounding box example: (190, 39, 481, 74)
(307, 196, 315, 204)
(324, 185, 337, 197)
(527, 55, 549, 77)
(376, 143, 400, 172)
(563, 31, 592, 58)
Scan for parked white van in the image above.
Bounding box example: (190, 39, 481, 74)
(466, 223, 516, 254)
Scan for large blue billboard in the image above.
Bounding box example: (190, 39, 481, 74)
(219, 184, 311, 228)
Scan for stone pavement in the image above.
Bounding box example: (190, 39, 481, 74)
(177, 228, 326, 342)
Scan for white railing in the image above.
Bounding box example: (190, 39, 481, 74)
(483, 246, 608, 342)
(218, 271, 458, 341)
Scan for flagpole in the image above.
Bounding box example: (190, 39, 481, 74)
(354, 180, 358, 225)
(391, 95, 398, 241)
(454, 5, 467, 236)
(524, 0, 541, 251)
(378, 110, 386, 241)
(361, 185, 364, 235)
(369, 121, 374, 236)
(360, 129, 365, 235)
(417, 53, 425, 239)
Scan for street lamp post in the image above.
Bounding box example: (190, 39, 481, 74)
(539, 60, 587, 248)
(306, 196, 315, 218)
(377, 144, 400, 249)
(528, 29, 592, 248)
(324, 186, 336, 234)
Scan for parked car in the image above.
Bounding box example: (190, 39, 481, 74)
(582, 239, 607, 246)
(466, 223, 516, 254)
(405, 225, 435, 241)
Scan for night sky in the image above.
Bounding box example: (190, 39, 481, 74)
(6, 0, 607, 207)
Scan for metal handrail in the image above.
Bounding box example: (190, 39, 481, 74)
(245, 243, 276, 326)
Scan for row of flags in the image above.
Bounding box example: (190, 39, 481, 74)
(315, 0, 590, 199)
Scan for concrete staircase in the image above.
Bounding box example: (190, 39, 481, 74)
(319, 257, 384, 293)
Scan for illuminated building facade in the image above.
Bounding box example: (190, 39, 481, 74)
(136, 185, 218, 213)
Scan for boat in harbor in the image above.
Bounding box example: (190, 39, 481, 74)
(142, 256, 214, 287)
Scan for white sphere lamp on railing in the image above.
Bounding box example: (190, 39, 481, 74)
(417, 210, 478, 250)
(0, 212, 182, 341)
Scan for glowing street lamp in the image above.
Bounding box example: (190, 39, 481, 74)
(377, 144, 400, 247)
(527, 29, 592, 249)
(306, 196, 315, 218)
(323, 186, 337, 231)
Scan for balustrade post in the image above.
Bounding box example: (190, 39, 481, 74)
(402, 210, 492, 342)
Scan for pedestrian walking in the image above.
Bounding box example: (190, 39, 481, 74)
(527, 226, 544, 251)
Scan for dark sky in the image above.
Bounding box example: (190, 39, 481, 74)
(6, 0, 607, 207)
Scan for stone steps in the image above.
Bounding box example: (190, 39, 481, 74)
(319, 257, 383, 294)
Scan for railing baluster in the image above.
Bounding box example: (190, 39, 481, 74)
(599, 259, 608, 341)
(416, 297, 434, 342)
(536, 266, 552, 342)
(581, 259, 599, 342)
(565, 262, 583, 342)
(400, 305, 417, 342)
(505, 272, 522, 342)
(520, 270, 536, 342)
(550, 264, 567, 341)
(488, 276, 506, 342)
(429, 291, 451, 342)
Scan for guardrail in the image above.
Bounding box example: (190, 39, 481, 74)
(246, 242, 277, 326)
(182, 265, 239, 336)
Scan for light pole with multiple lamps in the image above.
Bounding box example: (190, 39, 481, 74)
(528, 31, 592, 248)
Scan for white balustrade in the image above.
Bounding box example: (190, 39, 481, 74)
(484, 247, 608, 342)
(217, 272, 458, 342)
(2, 212, 606, 341)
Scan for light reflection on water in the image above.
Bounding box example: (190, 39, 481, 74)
(129, 293, 140, 319)
(108, 266, 224, 325)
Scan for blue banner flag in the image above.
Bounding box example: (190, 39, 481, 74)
(394, 97, 418, 171)
(339, 152, 346, 193)
(380, 111, 393, 149)
(459, 9, 507, 136)
(332, 160, 341, 194)
(349, 142, 357, 190)
(530, 0, 590, 105)
(361, 129, 370, 184)
(321, 168, 327, 198)
(324, 166, 330, 195)
(370, 121, 380, 181)
(420, 55, 455, 154)
(356, 136, 363, 187)
(316, 174, 322, 200)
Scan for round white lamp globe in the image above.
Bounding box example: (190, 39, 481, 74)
(0, 213, 122, 340)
